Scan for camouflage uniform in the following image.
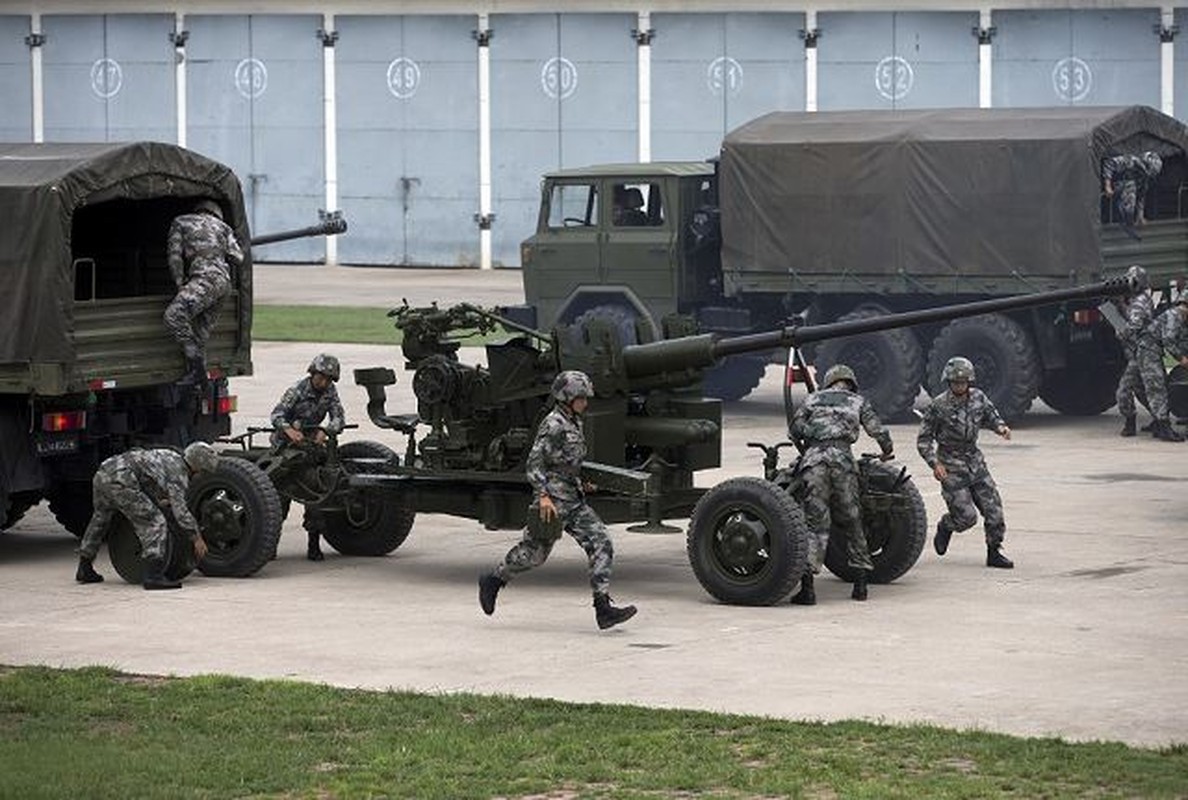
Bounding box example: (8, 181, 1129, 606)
(270, 377, 346, 448)
(1115, 290, 1170, 422)
(78, 448, 201, 562)
(791, 385, 893, 573)
(917, 387, 1007, 548)
(163, 210, 243, 363)
(494, 405, 614, 594)
(1102, 153, 1161, 226)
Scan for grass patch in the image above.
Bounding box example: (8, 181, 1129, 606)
(252, 305, 401, 344)
(1, 666, 1185, 799)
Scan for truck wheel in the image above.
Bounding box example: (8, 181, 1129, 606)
(824, 459, 928, 584)
(572, 304, 642, 346)
(319, 441, 415, 556)
(1039, 364, 1122, 416)
(107, 515, 196, 584)
(814, 308, 924, 422)
(702, 355, 769, 402)
(48, 482, 93, 538)
(189, 457, 283, 577)
(1168, 364, 1188, 420)
(927, 314, 1041, 423)
(687, 477, 809, 605)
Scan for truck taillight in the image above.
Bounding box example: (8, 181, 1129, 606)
(87, 378, 117, 390)
(1072, 308, 1101, 325)
(201, 395, 237, 415)
(43, 410, 87, 432)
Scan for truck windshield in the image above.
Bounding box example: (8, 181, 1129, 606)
(546, 183, 598, 228)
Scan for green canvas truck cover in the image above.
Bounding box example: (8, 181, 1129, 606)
(719, 105, 1188, 294)
(0, 141, 248, 372)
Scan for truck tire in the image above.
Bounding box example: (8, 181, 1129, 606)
(319, 441, 415, 556)
(927, 314, 1041, 423)
(702, 355, 769, 402)
(1039, 364, 1122, 416)
(824, 459, 928, 584)
(48, 482, 93, 538)
(107, 515, 195, 584)
(1168, 364, 1188, 420)
(687, 477, 809, 605)
(572, 304, 641, 346)
(189, 457, 283, 577)
(813, 307, 925, 422)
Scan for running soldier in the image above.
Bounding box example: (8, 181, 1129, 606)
(918, 357, 1015, 569)
(1116, 265, 1183, 442)
(788, 364, 894, 604)
(1102, 151, 1162, 227)
(163, 198, 243, 386)
(478, 370, 637, 630)
(270, 354, 347, 560)
(75, 442, 219, 589)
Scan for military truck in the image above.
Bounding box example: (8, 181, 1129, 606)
(0, 141, 342, 577)
(518, 105, 1188, 421)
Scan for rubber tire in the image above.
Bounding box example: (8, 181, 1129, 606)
(701, 355, 769, 402)
(927, 314, 1041, 423)
(48, 481, 94, 538)
(572, 304, 644, 347)
(1039, 363, 1123, 416)
(319, 441, 415, 556)
(1168, 364, 1188, 420)
(107, 514, 195, 585)
(189, 457, 283, 577)
(813, 308, 925, 422)
(687, 477, 810, 605)
(823, 459, 928, 584)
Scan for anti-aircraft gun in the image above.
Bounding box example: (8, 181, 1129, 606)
(346, 276, 1134, 606)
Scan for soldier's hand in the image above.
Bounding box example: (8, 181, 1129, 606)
(193, 535, 208, 561)
(879, 450, 894, 462)
(314, 429, 328, 445)
(284, 427, 304, 444)
(582, 481, 598, 493)
(933, 463, 948, 482)
(997, 425, 1012, 440)
(539, 495, 557, 523)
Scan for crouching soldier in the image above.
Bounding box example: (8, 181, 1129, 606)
(75, 442, 219, 589)
(270, 353, 346, 560)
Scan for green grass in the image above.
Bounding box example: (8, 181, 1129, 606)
(1, 667, 1185, 799)
(252, 305, 401, 344)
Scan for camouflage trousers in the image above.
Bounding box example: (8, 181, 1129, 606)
(78, 471, 169, 562)
(800, 460, 873, 573)
(936, 451, 1006, 547)
(163, 272, 231, 361)
(1113, 181, 1140, 225)
(495, 503, 614, 595)
(1116, 344, 1169, 420)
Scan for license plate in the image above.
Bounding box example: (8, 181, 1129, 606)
(36, 435, 79, 456)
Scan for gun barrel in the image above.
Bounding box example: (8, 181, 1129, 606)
(250, 215, 349, 247)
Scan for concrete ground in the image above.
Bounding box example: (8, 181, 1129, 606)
(2, 264, 1186, 749)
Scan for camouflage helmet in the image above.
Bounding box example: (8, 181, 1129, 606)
(551, 370, 595, 405)
(183, 441, 220, 473)
(308, 353, 340, 382)
(942, 356, 975, 383)
(194, 198, 223, 220)
(822, 363, 858, 390)
(1142, 151, 1163, 176)
(1125, 264, 1150, 292)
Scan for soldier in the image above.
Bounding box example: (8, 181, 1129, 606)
(918, 357, 1015, 569)
(75, 442, 219, 589)
(1102, 151, 1162, 228)
(478, 370, 637, 630)
(163, 198, 244, 386)
(1116, 265, 1183, 442)
(270, 353, 347, 560)
(788, 364, 894, 605)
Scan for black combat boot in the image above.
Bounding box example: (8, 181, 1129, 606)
(851, 570, 869, 601)
(306, 530, 325, 562)
(593, 593, 637, 630)
(177, 356, 207, 387)
(142, 558, 182, 590)
(478, 571, 506, 616)
(986, 545, 1014, 569)
(933, 520, 953, 556)
(75, 557, 104, 584)
(1151, 419, 1185, 442)
(1120, 416, 1137, 437)
(790, 572, 816, 605)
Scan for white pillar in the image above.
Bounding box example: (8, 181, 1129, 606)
(637, 12, 651, 162)
(30, 13, 44, 142)
(804, 11, 818, 112)
(322, 14, 339, 265)
(979, 9, 993, 109)
(478, 13, 493, 270)
(1161, 6, 1175, 117)
(174, 12, 186, 147)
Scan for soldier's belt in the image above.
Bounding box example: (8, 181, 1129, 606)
(808, 439, 853, 450)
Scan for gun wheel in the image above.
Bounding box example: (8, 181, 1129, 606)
(825, 459, 927, 584)
(108, 515, 196, 584)
(190, 457, 283, 577)
(687, 477, 809, 605)
(318, 441, 415, 556)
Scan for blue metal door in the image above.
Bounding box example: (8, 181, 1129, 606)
(42, 14, 174, 142)
(188, 14, 323, 262)
(0, 16, 32, 142)
(818, 12, 977, 110)
(489, 13, 636, 268)
(336, 15, 478, 266)
(652, 12, 805, 159)
(993, 10, 1160, 107)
